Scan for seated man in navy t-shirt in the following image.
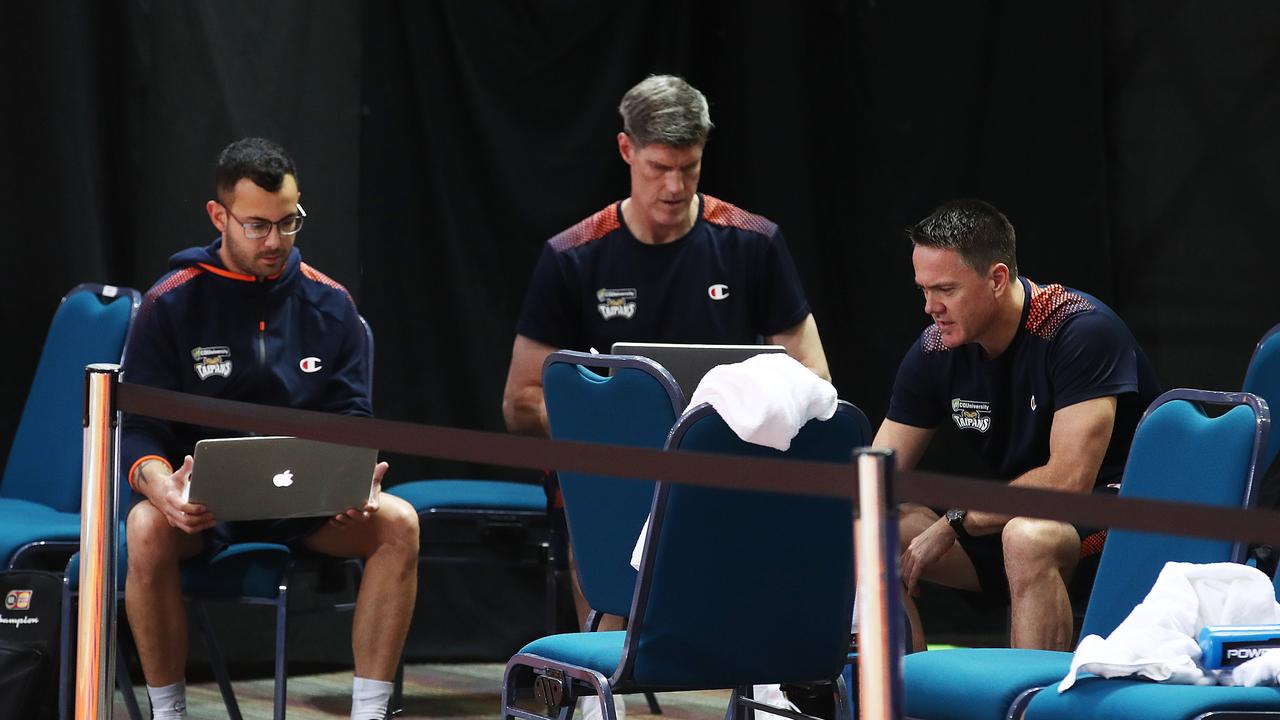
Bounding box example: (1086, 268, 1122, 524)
(502, 74, 830, 439)
(875, 199, 1160, 651)
(501, 75, 831, 718)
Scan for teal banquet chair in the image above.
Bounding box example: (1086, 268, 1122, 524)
(1, 283, 140, 570)
(502, 400, 867, 720)
(540, 350, 687, 715)
(541, 350, 686, 633)
(901, 389, 1270, 720)
(1019, 569, 1280, 720)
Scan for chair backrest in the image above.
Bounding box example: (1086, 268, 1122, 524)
(0, 284, 140, 513)
(1243, 323, 1280, 471)
(359, 314, 374, 408)
(1080, 388, 1269, 639)
(618, 401, 869, 689)
(542, 350, 685, 617)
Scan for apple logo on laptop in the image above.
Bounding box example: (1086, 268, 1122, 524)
(272, 470, 294, 488)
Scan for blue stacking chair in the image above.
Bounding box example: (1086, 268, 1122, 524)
(1, 283, 140, 569)
(1019, 571, 1280, 720)
(901, 389, 1270, 720)
(387, 478, 557, 636)
(541, 350, 687, 715)
(502, 400, 867, 720)
(541, 350, 687, 633)
(1244, 323, 1280, 472)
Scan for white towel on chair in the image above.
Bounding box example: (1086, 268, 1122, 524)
(686, 353, 837, 452)
(1058, 562, 1280, 691)
(628, 354, 837, 571)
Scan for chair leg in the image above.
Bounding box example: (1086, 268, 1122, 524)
(116, 638, 144, 720)
(392, 659, 405, 714)
(833, 671, 852, 720)
(544, 551, 558, 635)
(58, 583, 72, 720)
(193, 600, 244, 720)
(644, 691, 662, 714)
(274, 585, 289, 720)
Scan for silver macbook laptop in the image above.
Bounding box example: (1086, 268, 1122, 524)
(187, 436, 378, 522)
(609, 342, 786, 395)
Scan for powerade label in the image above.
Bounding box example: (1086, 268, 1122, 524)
(1220, 640, 1280, 667)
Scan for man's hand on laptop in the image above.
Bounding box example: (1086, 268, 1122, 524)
(330, 461, 389, 527)
(152, 455, 215, 535)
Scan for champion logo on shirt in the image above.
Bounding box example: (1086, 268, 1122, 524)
(299, 356, 323, 373)
(708, 283, 730, 300)
(951, 398, 992, 433)
(597, 288, 637, 320)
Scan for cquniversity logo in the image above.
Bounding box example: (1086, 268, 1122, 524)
(950, 398, 992, 433)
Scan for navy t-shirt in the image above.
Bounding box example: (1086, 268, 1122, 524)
(887, 277, 1161, 488)
(516, 193, 811, 352)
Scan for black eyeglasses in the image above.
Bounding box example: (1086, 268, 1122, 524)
(221, 203, 307, 240)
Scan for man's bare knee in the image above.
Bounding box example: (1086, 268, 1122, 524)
(375, 495, 420, 558)
(127, 502, 180, 568)
(1002, 517, 1078, 582)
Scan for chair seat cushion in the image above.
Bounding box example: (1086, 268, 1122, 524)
(0, 502, 82, 566)
(1023, 675, 1280, 719)
(180, 542, 292, 598)
(903, 648, 1072, 720)
(390, 480, 546, 512)
(519, 631, 627, 678)
(68, 542, 294, 598)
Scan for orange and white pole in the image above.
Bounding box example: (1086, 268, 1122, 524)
(856, 448, 903, 720)
(77, 363, 121, 720)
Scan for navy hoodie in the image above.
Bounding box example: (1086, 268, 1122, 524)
(121, 239, 370, 490)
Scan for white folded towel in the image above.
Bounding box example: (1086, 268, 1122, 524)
(686, 353, 838, 451)
(1059, 562, 1280, 691)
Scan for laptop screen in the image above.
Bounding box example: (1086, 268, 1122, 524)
(609, 342, 786, 395)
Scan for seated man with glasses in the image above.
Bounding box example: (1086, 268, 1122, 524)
(120, 137, 418, 720)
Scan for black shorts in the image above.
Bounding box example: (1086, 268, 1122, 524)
(952, 520, 1107, 608)
(197, 517, 330, 561)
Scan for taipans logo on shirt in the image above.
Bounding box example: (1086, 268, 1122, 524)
(191, 346, 232, 380)
(951, 398, 992, 433)
(708, 283, 730, 300)
(596, 288, 637, 320)
(5, 589, 32, 610)
(299, 356, 322, 373)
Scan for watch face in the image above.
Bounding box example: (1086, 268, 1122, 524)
(946, 509, 965, 524)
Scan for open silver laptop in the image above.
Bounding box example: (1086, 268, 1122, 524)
(610, 342, 786, 395)
(187, 436, 378, 522)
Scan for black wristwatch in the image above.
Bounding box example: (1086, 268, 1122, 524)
(945, 508, 970, 540)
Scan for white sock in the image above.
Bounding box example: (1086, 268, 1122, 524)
(146, 681, 188, 720)
(577, 693, 626, 720)
(352, 676, 394, 720)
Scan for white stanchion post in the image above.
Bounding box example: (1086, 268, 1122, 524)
(855, 448, 903, 720)
(77, 363, 121, 720)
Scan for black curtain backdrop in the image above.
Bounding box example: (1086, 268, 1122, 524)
(3, 0, 1278, 484)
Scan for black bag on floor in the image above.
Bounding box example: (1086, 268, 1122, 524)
(0, 570, 63, 720)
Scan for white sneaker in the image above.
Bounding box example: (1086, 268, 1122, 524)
(751, 684, 799, 718)
(577, 693, 626, 720)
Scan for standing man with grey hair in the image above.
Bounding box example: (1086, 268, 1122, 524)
(502, 74, 830, 719)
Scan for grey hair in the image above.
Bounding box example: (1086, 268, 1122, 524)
(618, 75, 713, 148)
